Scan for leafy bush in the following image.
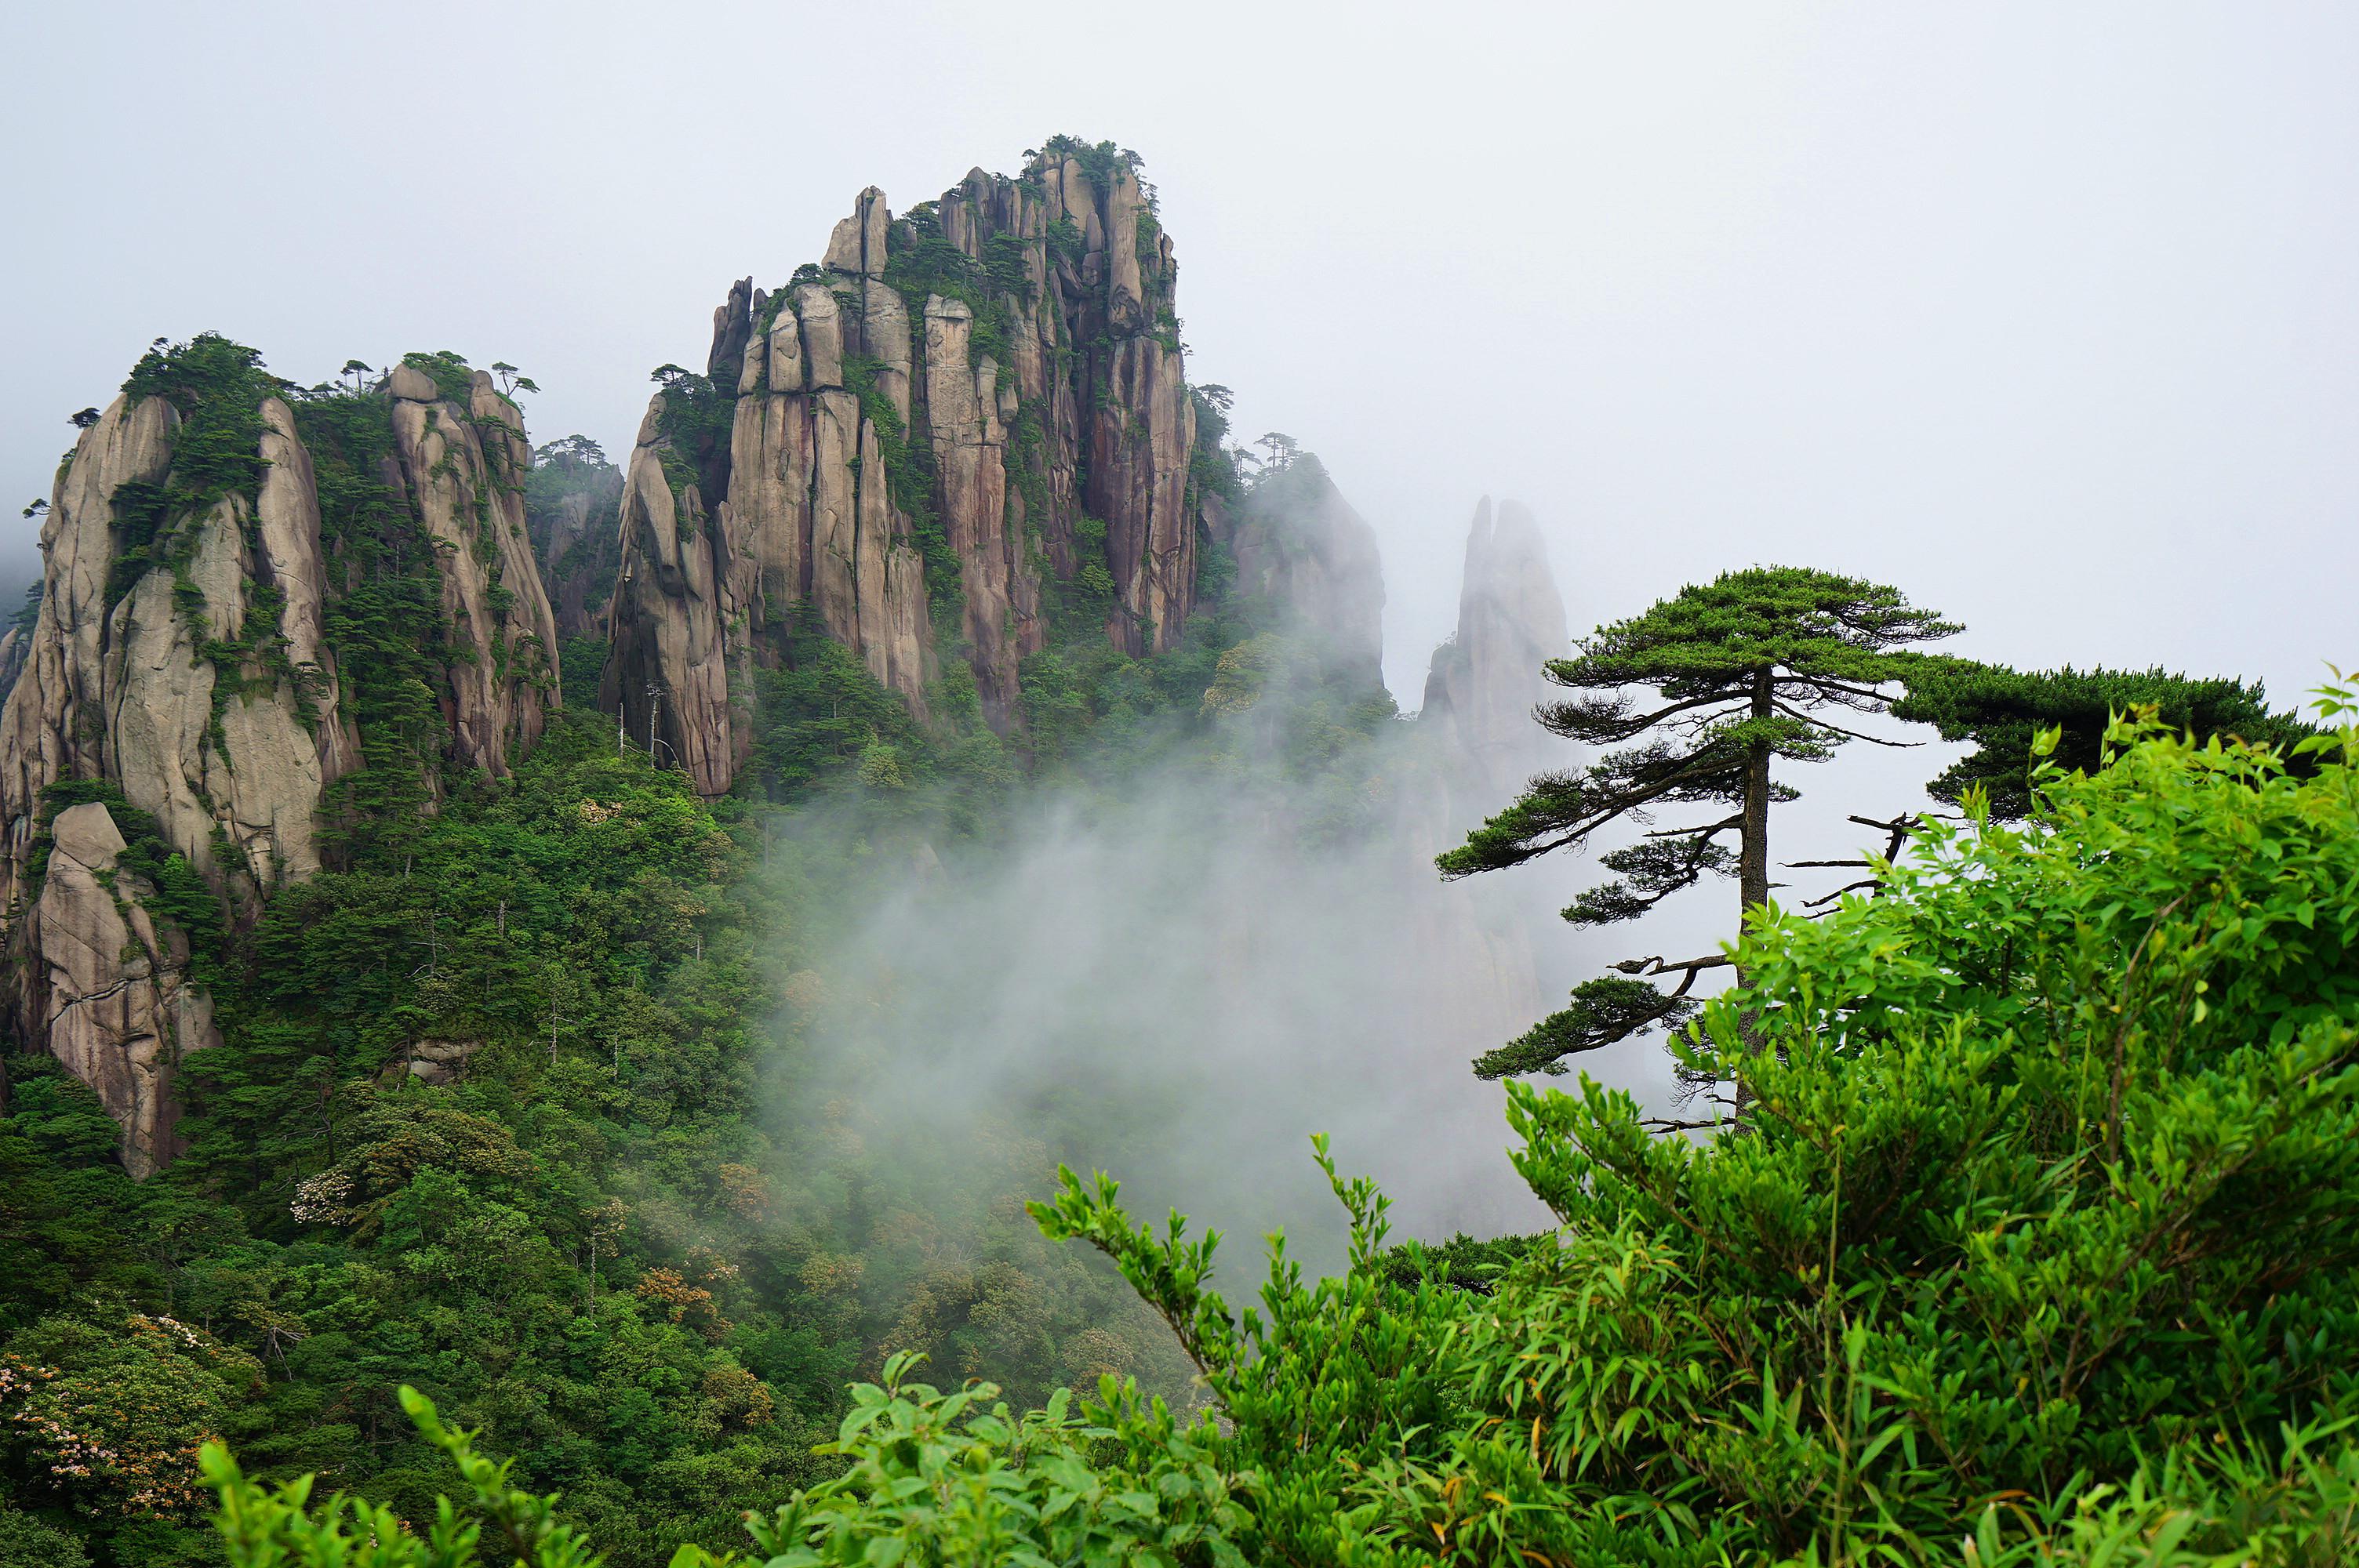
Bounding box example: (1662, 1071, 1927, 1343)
(202, 1370, 1245, 1568)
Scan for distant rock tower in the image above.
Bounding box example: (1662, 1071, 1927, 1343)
(1420, 498, 1569, 800)
(1401, 496, 1571, 1054)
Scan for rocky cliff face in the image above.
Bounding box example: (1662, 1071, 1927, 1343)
(0, 340, 564, 1171)
(25, 803, 218, 1177)
(0, 388, 358, 920)
(601, 140, 1203, 791)
(382, 363, 562, 773)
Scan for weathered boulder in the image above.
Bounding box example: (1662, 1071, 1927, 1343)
(405, 1037, 479, 1086)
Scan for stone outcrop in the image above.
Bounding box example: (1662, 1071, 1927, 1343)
(20, 802, 220, 1177)
(384, 369, 562, 773)
(0, 394, 359, 921)
(1420, 499, 1569, 798)
(602, 143, 1203, 789)
(0, 354, 569, 1171)
(599, 395, 754, 793)
(1220, 456, 1387, 693)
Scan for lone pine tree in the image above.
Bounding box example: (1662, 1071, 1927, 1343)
(1440, 564, 1957, 1080)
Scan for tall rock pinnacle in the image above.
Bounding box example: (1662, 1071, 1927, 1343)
(1421, 498, 1569, 799)
(0, 342, 563, 1172)
(599, 140, 1203, 792)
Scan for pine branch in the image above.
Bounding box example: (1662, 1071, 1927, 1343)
(1772, 699, 1921, 748)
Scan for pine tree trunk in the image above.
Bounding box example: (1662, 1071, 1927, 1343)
(1741, 667, 1773, 914)
(1733, 666, 1775, 1123)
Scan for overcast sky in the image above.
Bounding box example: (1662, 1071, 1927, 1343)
(4, 1, 2353, 708)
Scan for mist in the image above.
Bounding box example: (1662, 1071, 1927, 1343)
(762, 723, 1550, 1293)
(752, 504, 1978, 1301)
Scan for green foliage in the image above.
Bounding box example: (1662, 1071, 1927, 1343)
(1895, 657, 2320, 817)
(292, 391, 450, 851)
(2, 582, 38, 643)
(737, 1351, 1248, 1566)
(1035, 702, 2359, 1564)
(526, 434, 625, 658)
(885, 205, 1031, 343)
(2, 716, 832, 1565)
(0, 1500, 90, 1568)
(398, 351, 478, 406)
(649, 369, 736, 519)
(1035, 136, 1146, 206)
(110, 334, 281, 617)
(202, 1370, 1248, 1568)
(2, 1308, 261, 1533)
(1441, 565, 1958, 881)
(1472, 972, 1702, 1079)
(202, 1386, 599, 1568)
(560, 634, 608, 710)
(1186, 383, 1242, 506)
(748, 619, 936, 800)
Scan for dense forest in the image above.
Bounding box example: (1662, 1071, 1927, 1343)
(2, 140, 2355, 1568)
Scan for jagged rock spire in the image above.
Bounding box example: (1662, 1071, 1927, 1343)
(600, 143, 1201, 790)
(1422, 498, 1568, 798)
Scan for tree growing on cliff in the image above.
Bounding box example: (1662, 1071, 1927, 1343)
(1438, 565, 1957, 1081)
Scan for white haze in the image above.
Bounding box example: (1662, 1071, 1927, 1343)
(769, 655, 1975, 1266)
(779, 780, 1556, 1272)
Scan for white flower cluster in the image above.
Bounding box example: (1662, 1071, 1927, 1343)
(291, 1167, 355, 1225)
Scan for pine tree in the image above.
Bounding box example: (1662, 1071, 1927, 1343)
(1440, 565, 1957, 1081)
(1893, 660, 2317, 818)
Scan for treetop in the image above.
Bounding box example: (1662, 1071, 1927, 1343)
(1554, 565, 1960, 696)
